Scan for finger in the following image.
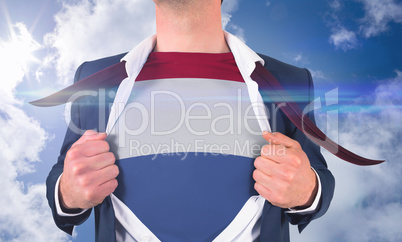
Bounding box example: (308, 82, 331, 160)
(78, 140, 110, 157)
(85, 178, 118, 207)
(95, 178, 118, 200)
(260, 143, 289, 160)
(72, 130, 107, 148)
(254, 181, 273, 202)
(254, 156, 278, 176)
(93, 164, 119, 186)
(253, 167, 288, 194)
(261, 144, 303, 167)
(262, 131, 300, 149)
(253, 169, 273, 188)
(254, 169, 289, 204)
(84, 152, 116, 171)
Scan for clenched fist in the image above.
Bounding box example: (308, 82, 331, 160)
(253, 131, 318, 209)
(59, 130, 119, 210)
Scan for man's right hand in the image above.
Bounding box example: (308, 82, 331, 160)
(59, 130, 119, 210)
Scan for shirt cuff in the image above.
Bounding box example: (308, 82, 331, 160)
(55, 174, 89, 217)
(285, 167, 322, 214)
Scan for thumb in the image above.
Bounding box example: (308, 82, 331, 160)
(262, 131, 299, 148)
(72, 130, 107, 147)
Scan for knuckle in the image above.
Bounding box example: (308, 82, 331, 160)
(102, 141, 110, 152)
(71, 163, 82, 176)
(66, 148, 80, 161)
(83, 188, 95, 202)
(293, 154, 302, 166)
(252, 170, 258, 181)
(110, 165, 119, 177)
(252, 169, 261, 181)
(295, 160, 302, 168)
(254, 157, 263, 169)
(113, 165, 120, 176)
(288, 153, 301, 166)
(284, 170, 295, 182)
(108, 152, 116, 163)
(77, 176, 89, 187)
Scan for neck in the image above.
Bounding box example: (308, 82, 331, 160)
(153, 0, 230, 53)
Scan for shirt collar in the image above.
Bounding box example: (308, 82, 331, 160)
(120, 31, 265, 78)
(121, 34, 157, 77)
(224, 31, 264, 77)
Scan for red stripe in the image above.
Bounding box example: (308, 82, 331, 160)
(136, 52, 244, 82)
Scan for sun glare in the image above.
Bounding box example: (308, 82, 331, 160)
(0, 23, 41, 92)
(1, 23, 41, 69)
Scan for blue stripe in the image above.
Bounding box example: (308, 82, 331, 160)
(114, 152, 258, 241)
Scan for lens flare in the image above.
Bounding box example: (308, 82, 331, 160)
(0, 23, 41, 94)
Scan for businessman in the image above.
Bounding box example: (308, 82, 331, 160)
(46, 0, 335, 241)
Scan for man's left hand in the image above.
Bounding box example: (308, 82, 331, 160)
(253, 131, 318, 209)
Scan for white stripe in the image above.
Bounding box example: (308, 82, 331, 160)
(106, 78, 267, 160)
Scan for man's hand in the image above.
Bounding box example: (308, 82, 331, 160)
(59, 130, 119, 210)
(253, 131, 318, 209)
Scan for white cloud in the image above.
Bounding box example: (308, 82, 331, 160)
(44, 0, 156, 85)
(285, 52, 313, 69)
(227, 23, 246, 43)
(329, 27, 358, 51)
(326, 1, 359, 51)
(221, 12, 232, 30)
(0, 23, 68, 241)
(221, 0, 239, 15)
(359, 0, 402, 38)
(309, 69, 326, 80)
(291, 72, 402, 241)
(293, 53, 303, 63)
(283, 53, 325, 80)
(396, 70, 402, 78)
(221, 0, 245, 42)
(329, 0, 341, 10)
(327, 0, 402, 50)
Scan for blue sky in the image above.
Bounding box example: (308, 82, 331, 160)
(0, 0, 401, 241)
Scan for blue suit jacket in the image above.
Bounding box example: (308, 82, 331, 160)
(46, 53, 335, 242)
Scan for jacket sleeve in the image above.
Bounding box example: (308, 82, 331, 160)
(45, 62, 92, 235)
(284, 68, 335, 232)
